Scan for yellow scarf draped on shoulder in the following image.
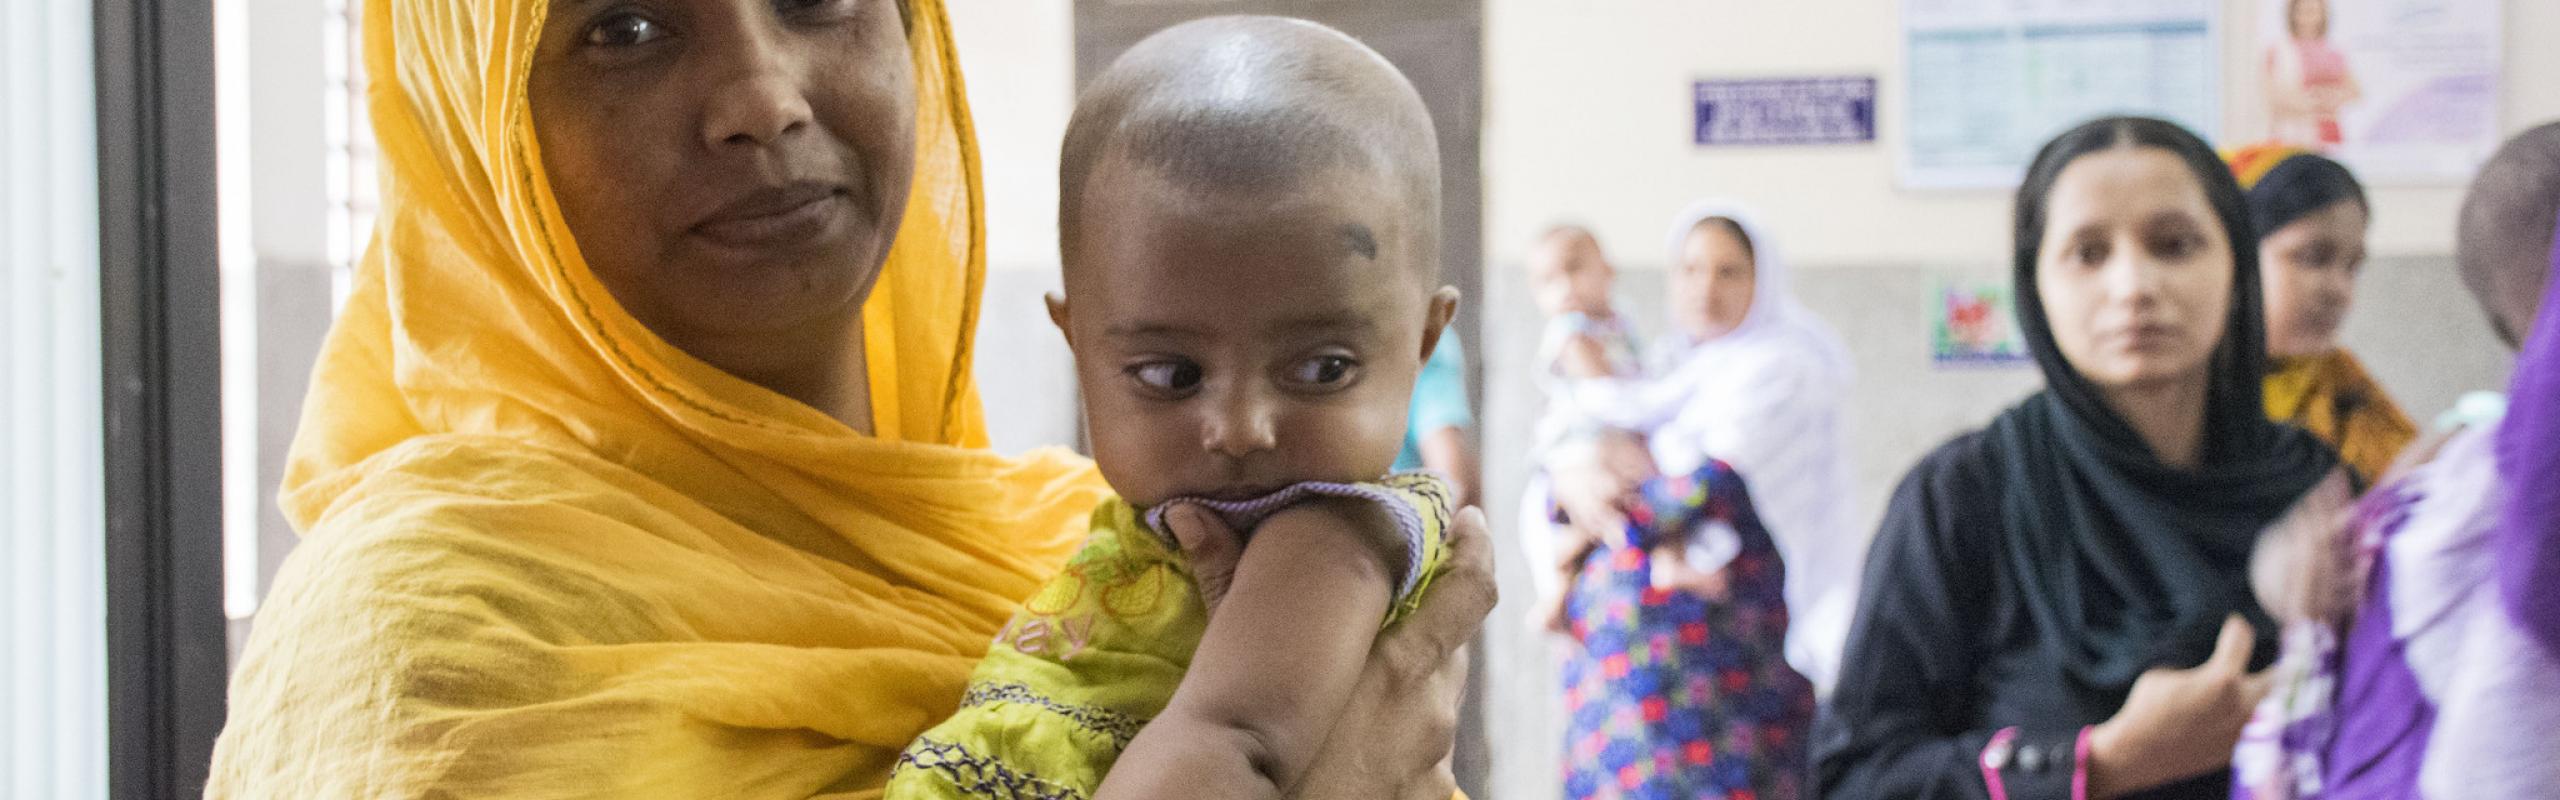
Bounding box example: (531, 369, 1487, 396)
(207, 1, 1107, 796)
(2264, 350, 2418, 486)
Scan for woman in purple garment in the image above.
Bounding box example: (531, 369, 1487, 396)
(2232, 121, 2560, 800)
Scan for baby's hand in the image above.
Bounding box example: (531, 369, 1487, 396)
(1530, 584, 1574, 637)
(1647, 544, 1731, 601)
(2250, 469, 2359, 627)
(1161, 505, 1246, 614)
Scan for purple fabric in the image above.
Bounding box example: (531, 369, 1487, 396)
(1142, 473, 1441, 599)
(2229, 622, 2341, 800)
(2321, 553, 2434, 799)
(2494, 211, 2560, 656)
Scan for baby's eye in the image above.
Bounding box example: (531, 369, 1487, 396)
(585, 12, 667, 47)
(1286, 355, 1360, 388)
(1128, 360, 1203, 394)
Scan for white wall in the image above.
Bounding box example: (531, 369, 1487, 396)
(1483, 0, 2560, 271)
(948, 1, 1083, 454)
(4, 0, 110, 793)
(222, 0, 347, 629)
(949, 0, 1077, 275)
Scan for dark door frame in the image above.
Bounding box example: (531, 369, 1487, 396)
(97, 0, 232, 795)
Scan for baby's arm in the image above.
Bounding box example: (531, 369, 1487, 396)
(1096, 498, 1405, 799)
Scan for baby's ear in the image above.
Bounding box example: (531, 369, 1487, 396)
(1419, 286, 1461, 359)
(1045, 292, 1075, 346)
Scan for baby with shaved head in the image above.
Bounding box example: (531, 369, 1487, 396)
(889, 17, 1461, 800)
(2458, 124, 2560, 348)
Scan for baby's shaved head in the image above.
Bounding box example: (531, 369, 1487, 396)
(1059, 16, 1441, 280)
(2458, 122, 2560, 347)
(1539, 224, 1600, 253)
(1042, 20, 1459, 511)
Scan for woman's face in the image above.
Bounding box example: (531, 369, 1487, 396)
(2291, 0, 2328, 39)
(1670, 222, 1756, 339)
(2259, 199, 2369, 358)
(529, 0, 915, 372)
(2035, 147, 2235, 394)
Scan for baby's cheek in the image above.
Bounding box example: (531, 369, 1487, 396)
(1296, 393, 1412, 478)
(1082, 396, 1188, 506)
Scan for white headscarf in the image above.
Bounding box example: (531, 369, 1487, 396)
(1582, 200, 1863, 692)
(1652, 200, 1855, 385)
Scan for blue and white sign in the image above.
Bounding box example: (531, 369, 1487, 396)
(1692, 77, 1878, 146)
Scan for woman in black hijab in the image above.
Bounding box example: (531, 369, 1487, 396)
(1813, 117, 2344, 799)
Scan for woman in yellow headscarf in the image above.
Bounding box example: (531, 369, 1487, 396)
(204, 0, 1489, 796)
(2229, 145, 2416, 484)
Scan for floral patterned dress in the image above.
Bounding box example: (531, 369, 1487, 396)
(1561, 461, 1816, 800)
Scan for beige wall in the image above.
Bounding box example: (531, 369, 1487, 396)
(1483, 0, 2560, 270)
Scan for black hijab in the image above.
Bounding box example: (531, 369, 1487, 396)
(1992, 117, 2341, 690)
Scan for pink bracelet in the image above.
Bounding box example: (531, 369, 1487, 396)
(1979, 726, 2020, 800)
(2072, 726, 2094, 800)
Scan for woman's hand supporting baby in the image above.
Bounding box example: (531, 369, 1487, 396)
(1154, 503, 1497, 800)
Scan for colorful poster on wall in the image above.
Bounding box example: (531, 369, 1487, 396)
(1693, 77, 1878, 146)
(1901, 0, 2220, 189)
(2249, 0, 2501, 184)
(1932, 278, 2031, 367)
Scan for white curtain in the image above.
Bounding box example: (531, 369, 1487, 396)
(2, 0, 111, 795)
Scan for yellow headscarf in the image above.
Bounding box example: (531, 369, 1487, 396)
(208, 0, 1106, 796)
(2264, 351, 2417, 486)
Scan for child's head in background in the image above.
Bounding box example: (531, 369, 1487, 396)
(1527, 225, 1617, 320)
(2456, 122, 2560, 351)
